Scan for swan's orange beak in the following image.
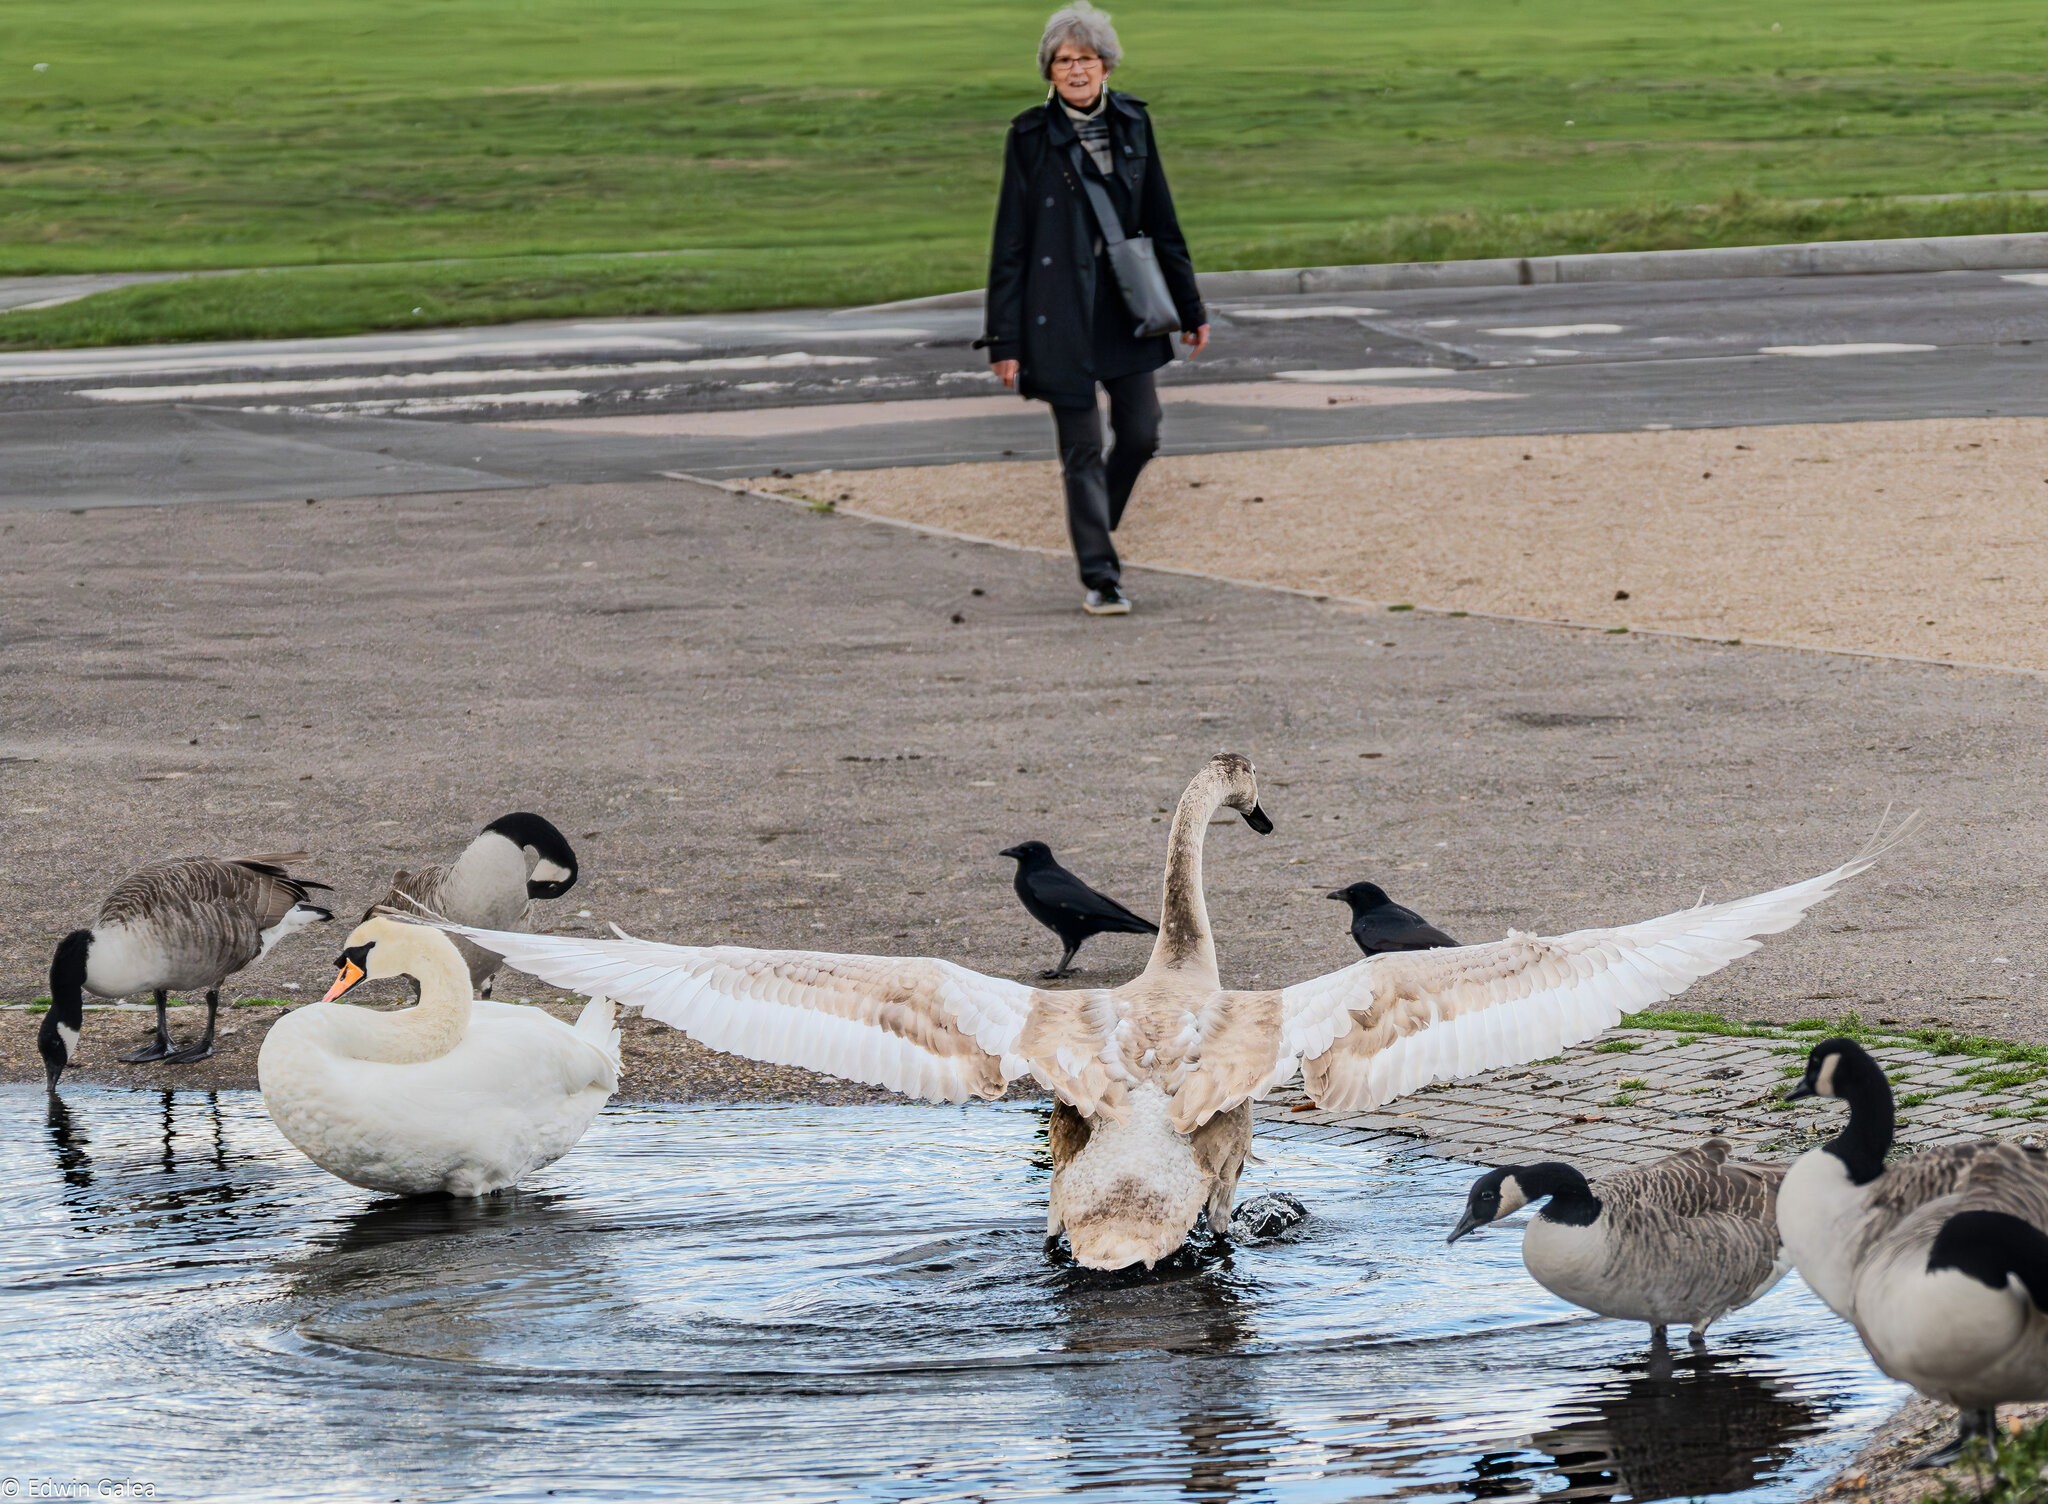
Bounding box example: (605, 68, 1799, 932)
(322, 958, 366, 1003)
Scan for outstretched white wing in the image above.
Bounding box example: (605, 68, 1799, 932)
(1280, 813, 1921, 1112)
(419, 920, 1130, 1111)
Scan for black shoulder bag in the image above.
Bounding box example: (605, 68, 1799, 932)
(1065, 141, 1182, 339)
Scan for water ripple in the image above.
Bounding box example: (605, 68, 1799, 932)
(0, 1087, 1904, 1502)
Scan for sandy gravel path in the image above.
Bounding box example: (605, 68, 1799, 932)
(754, 416, 2048, 671)
(4, 474, 2046, 1096)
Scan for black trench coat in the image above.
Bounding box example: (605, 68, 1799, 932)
(980, 91, 1205, 408)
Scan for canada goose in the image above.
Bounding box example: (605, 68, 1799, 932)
(417, 755, 1912, 1271)
(1779, 1036, 2037, 1322)
(1326, 881, 1459, 955)
(370, 812, 578, 998)
(1854, 1190, 2048, 1467)
(1448, 1140, 1789, 1347)
(259, 916, 618, 1196)
(1000, 840, 1158, 977)
(40, 854, 333, 1090)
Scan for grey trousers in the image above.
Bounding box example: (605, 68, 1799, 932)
(1050, 370, 1162, 591)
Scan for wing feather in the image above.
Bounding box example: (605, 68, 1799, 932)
(1285, 814, 1920, 1111)
(418, 919, 1087, 1107)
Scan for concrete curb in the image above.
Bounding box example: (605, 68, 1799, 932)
(850, 229, 2048, 313)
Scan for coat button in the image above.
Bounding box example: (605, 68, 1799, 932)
(1044, 196, 1055, 207)
(1037, 315, 1047, 325)
(1041, 255, 1052, 266)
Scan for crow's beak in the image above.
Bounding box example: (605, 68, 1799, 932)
(322, 958, 367, 1003)
(1326, 889, 1346, 902)
(999, 846, 1021, 859)
(1242, 804, 1274, 835)
(1785, 1078, 1817, 1102)
(1447, 1209, 1486, 1245)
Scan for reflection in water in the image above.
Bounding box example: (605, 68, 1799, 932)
(1519, 1349, 1824, 1503)
(0, 1089, 1905, 1504)
(45, 1091, 93, 1193)
(1053, 1261, 1304, 1502)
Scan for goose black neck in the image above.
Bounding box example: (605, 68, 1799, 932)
(1518, 1162, 1602, 1226)
(1929, 1210, 2048, 1312)
(41, 930, 91, 1089)
(1827, 1051, 1895, 1185)
(46, 930, 88, 1033)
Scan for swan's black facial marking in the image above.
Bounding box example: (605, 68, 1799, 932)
(324, 940, 376, 1002)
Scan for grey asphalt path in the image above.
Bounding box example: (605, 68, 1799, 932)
(0, 272, 195, 314)
(0, 474, 2042, 1038)
(3, 268, 2046, 508)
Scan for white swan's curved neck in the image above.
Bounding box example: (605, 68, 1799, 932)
(351, 945, 473, 1064)
(1147, 774, 1225, 985)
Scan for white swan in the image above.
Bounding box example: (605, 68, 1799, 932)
(423, 754, 1912, 1268)
(258, 916, 619, 1196)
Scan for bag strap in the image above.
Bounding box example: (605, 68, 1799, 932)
(1065, 140, 1131, 247)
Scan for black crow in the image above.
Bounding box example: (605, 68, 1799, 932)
(1000, 841, 1158, 978)
(1327, 881, 1460, 955)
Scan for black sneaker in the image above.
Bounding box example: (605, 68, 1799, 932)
(1082, 586, 1132, 616)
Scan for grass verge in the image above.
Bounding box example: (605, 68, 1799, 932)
(6, 0, 2048, 344)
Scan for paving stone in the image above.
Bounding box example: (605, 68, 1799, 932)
(1254, 1026, 2048, 1171)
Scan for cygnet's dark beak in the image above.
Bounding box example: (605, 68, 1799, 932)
(1242, 804, 1274, 835)
(1446, 1209, 1486, 1245)
(1784, 1077, 1817, 1102)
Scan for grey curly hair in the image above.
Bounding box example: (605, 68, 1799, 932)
(1038, 2, 1122, 79)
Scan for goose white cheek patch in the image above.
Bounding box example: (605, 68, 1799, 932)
(1497, 1177, 1529, 1218)
(1814, 1053, 1839, 1097)
(532, 860, 573, 884)
(57, 1023, 80, 1060)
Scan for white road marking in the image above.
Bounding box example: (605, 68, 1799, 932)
(1525, 347, 1582, 356)
(1481, 323, 1624, 338)
(1421, 318, 1460, 328)
(0, 336, 701, 382)
(75, 352, 876, 403)
(1273, 367, 1455, 382)
(2002, 274, 2048, 287)
(1223, 305, 1385, 320)
(493, 380, 1513, 436)
(253, 389, 590, 416)
(1759, 342, 1938, 357)
(499, 394, 1027, 436)
(572, 321, 932, 341)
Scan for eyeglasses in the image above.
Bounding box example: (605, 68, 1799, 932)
(1051, 55, 1103, 71)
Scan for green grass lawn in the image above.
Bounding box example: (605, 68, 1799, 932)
(5, 0, 2048, 345)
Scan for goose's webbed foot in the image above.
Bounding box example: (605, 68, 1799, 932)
(122, 993, 173, 1062)
(1909, 1409, 1998, 1470)
(164, 992, 218, 1064)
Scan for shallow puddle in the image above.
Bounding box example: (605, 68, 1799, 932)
(4, 1088, 1903, 1501)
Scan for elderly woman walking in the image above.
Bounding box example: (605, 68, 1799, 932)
(980, 2, 1209, 616)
